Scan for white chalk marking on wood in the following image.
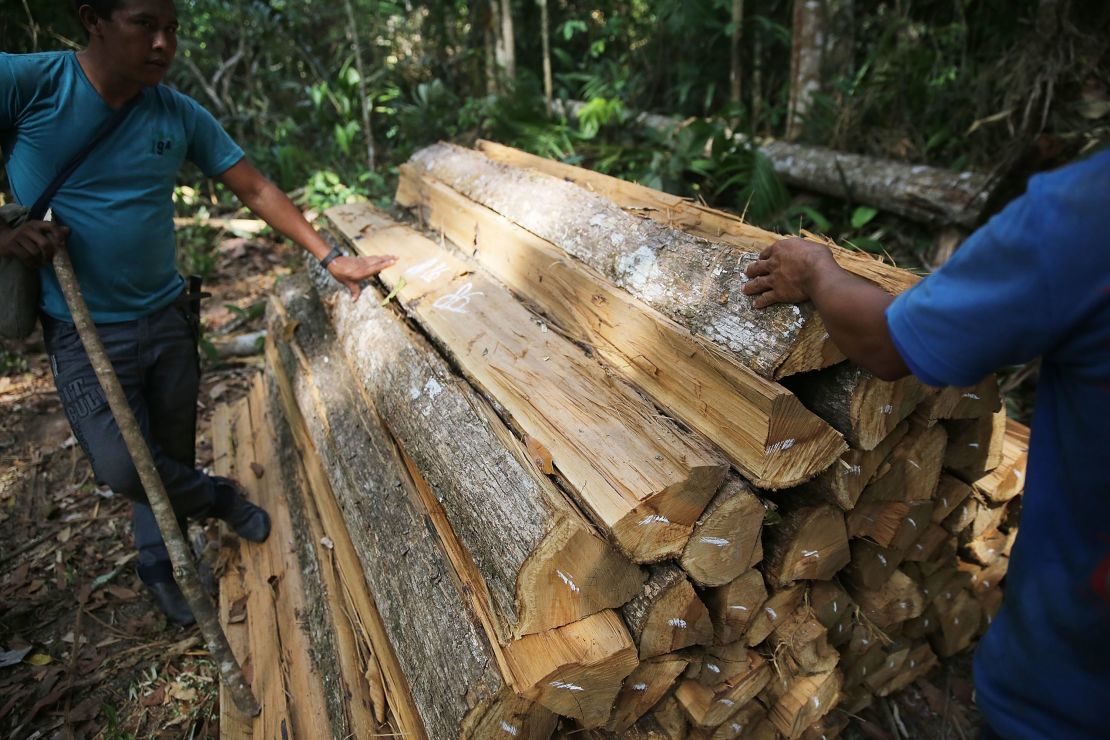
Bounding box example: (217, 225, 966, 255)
(668, 618, 688, 629)
(549, 680, 586, 692)
(433, 281, 484, 314)
(699, 536, 731, 547)
(500, 721, 519, 736)
(765, 438, 797, 455)
(638, 514, 672, 526)
(556, 570, 580, 593)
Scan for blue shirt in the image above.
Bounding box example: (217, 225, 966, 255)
(887, 150, 1110, 739)
(0, 51, 243, 322)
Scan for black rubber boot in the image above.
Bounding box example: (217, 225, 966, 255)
(209, 476, 271, 543)
(137, 562, 195, 627)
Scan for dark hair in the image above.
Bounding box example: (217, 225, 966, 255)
(73, 1, 125, 21)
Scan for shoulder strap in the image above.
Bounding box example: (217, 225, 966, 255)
(29, 96, 138, 220)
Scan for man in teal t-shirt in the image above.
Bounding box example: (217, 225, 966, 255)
(0, 0, 396, 625)
(743, 151, 1110, 738)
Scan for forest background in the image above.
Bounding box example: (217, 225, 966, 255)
(3, 0, 1107, 257)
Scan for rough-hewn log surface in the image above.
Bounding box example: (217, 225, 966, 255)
(214, 392, 334, 739)
(325, 205, 728, 563)
(395, 172, 846, 488)
(476, 139, 922, 298)
(308, 227, 644, 639)
(256, 369, 423, 735)
(406, 142, 835, 379)
(267, 274, 555, 739)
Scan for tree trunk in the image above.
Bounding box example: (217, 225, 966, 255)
(396, 168, 846, 488)
(729, 0, 745, 109)
(488, 0, 516, 87)
(408, 143, 838, 380)
(342, 0, 375, 171)
(475, 139, 920, 298)
(786, 0, 825, 140)
(325, 204, 728, 564)
(539, 0, 552, 113)
(528, 104, 994, 227)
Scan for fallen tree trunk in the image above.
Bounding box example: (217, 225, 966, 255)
(476, 140, 920, 300)
(543, 103, 993, 227)
(405, 143, 838, 380)
(395, 171, 846, 488)
(323, 205, 728, 563)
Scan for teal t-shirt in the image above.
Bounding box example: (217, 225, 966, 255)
(0, 51, 244, 322)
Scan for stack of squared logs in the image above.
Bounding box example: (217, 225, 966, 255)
(212, 141, 1028, 739)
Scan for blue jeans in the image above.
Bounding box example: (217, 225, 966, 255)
(42, 300, 217, 576)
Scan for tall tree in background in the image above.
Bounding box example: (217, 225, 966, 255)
(539, 0, 553, 113)
(487, 0, 517, 92)
(786, 0, 824, 140)
(729, 0, 744, 110)
(343, 0, 375, 172)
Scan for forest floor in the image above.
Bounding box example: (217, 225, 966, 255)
(0, 217, 983, 739)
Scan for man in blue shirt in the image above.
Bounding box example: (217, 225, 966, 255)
(0, 0, 395, 625)
(743, 151, 1110, 738)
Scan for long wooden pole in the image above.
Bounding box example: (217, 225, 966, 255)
(51, 243, 261, 717)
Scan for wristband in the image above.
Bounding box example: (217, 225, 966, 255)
(320, 245, 343, 269)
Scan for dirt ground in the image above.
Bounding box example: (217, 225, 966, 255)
(0, 223, 983, 739)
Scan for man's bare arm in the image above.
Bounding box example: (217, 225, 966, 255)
(217, 159, 396, 300)
(743, 237, 910, 381)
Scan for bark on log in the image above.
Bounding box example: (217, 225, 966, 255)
(680, 478, 765, 587)
(531, 102, 994, 227)
(768, 608, 840, 675)
(476, 140, 922, 298)
(395, 171, 846, 488)
(848, 569, 925, 629)
(268, 274, 558, 738)
(324, 204, 728, 563)
(784, 363, 929, 451)
(405, 143, 837, 380)
(623, 565, 714, 659)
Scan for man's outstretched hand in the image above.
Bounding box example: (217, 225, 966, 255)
(326, 253, 398, 300)
(742, 237, 837, 308)
(0, 220, 70, 268)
